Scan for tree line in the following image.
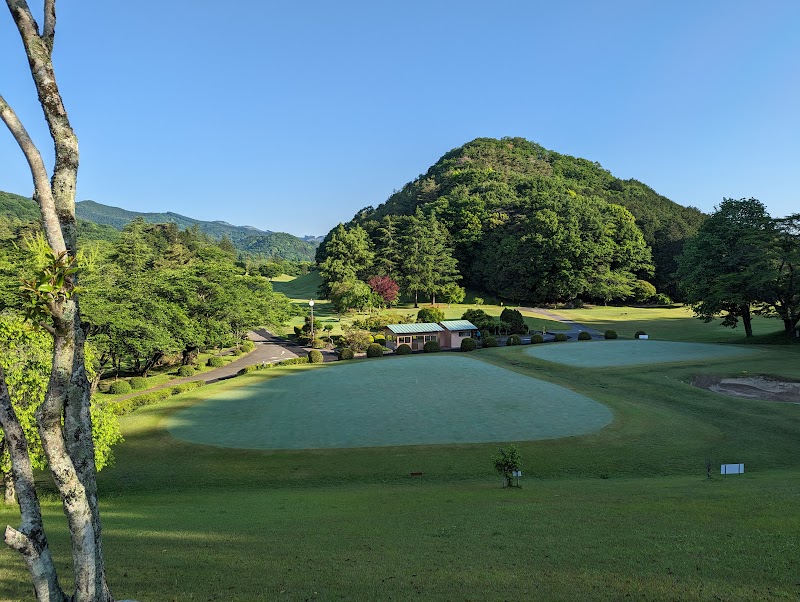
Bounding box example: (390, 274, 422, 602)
(678, 198, 799, 338)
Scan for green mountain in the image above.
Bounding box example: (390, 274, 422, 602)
(75, 200, 318, 261)
(337, 137, 705, 300)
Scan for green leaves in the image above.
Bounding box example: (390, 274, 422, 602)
(19, 245, 80, 325)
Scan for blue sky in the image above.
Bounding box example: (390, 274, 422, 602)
(2, 1, 798, 237)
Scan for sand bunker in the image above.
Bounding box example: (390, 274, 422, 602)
(693, 375, 800, 403)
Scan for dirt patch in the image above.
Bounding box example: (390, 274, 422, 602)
(693, 374, 800, 403)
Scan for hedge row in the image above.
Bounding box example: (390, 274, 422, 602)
(113, 380, 205, 416)
(236, 356, 312, 376)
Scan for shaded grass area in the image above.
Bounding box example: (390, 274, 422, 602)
(2, 337, 799, 600)
(167, 355, 612, 449)
(2, 474, 798, 601)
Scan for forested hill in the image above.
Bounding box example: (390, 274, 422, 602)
(344, 137, 705, 299)
(0, 192, 318, 261)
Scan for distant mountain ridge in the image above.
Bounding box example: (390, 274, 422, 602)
(1, 192, 319, 261)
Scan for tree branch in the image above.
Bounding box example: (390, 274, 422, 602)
(43, 0, 56, 51)
(0, 94, 66, 253)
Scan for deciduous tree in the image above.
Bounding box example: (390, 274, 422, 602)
(0, 2, 120, 599)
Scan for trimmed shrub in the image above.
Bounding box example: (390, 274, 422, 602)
(417, 307, 445, 324)
(114, 381, 205, 416)
(473, 297, 484, 305)
(129, 377, 148, 390)
(578, 331, 592, 341)
(373, 335, 386, 346)
(177, 365, 195, 377)
(460, 337, 477, 352)
(554, 333, 568, 342)
(655, 293, 672, 306)
(366, 343, 384, 358)
(275, 357, 309, 367)
(207, 356, 225, 367)
(395, 344, 412, 355)
(237, 365, 257, 375)
(604, 330, 618, 340)
(506, 334, 522, 346)
(339, 347, 355, 360)
(231, 348, 243, 356)
(635, 330, 647, 338)
(423, 340, 441, 353)
(308, 350, 324, 364)
(108, 380, 132, 395)
(531, 334, 544, 344)
(240, 340, 255, 353)
(311, 338, 326, 349)
(483, 336, 499, 348)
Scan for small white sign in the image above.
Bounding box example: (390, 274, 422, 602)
(721, 463, 744, 475)
(637, 334, 649, 340)
(512, 470, 522, 477)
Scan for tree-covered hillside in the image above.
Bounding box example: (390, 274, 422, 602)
(338, 137, 705, 300)
(76, 200, 318, 261)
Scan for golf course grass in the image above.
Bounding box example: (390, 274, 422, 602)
(167, 355, 613, 449)
(525, 339, 762, 368)
(2, 310, 799, 601)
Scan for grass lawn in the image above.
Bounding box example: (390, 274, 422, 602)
(2, 313, 799, 601)
(167, 355, 612, 449)
(271, 272, 570, 336)
(551, 305, 789, 343)
(525, 339, 763, 368)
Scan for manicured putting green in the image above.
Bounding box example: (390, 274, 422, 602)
(168, 355, 612, 450)
(525, 339, 760, 368)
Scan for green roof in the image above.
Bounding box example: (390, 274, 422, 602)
(386, 323, 444, 334)
(440, 320, 478, 331)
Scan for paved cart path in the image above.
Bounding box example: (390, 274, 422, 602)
(110, 330, 336, 403)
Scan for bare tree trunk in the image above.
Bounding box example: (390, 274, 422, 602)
(1, 1, 116, 600)
(741, 305, 753, 338)
(0, 368, 67, 602)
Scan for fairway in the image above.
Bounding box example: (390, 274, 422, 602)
(524, 339, 761, 367)
(167, 355, 612, 449)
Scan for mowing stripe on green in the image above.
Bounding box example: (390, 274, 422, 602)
(167, 355, 612, 450)
(525, 339, 761, 368)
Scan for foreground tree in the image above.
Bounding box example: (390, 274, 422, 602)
(678, 198, 774, 337)
(0, 2, 119, 599)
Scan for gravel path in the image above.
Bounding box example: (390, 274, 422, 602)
(517, 307, 605, 340)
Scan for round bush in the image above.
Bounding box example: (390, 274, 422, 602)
(460, 337, 477, 352)
(423, 340, 441, 353)
(240, 340, 255, 352)
(177, 365, 195, 377)
(207, 356, 225, 367)
(366, 343, 384, 358)
(635, 330, 647, 338)
(483, 336, 499, 348)
(531, 334, 544, 344)
(554, 333, 568, 342)
(604, 330, 618, 340)
(395, 344, 412, 355)
(338, 347, 354, 360)
(578, 331, 592, 341)
(129, 376, 148, 390)
(231, 348, 243, 356)
(506, 334, 522, 346)
(654, 293, 672, 306)
(373, 335, 386, 345)
(308, 349, 324, 363)
(108, 380, 132, 395)
(311, 338, 326, 349)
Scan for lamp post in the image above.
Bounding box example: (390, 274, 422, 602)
(309, 299, 315, 341)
